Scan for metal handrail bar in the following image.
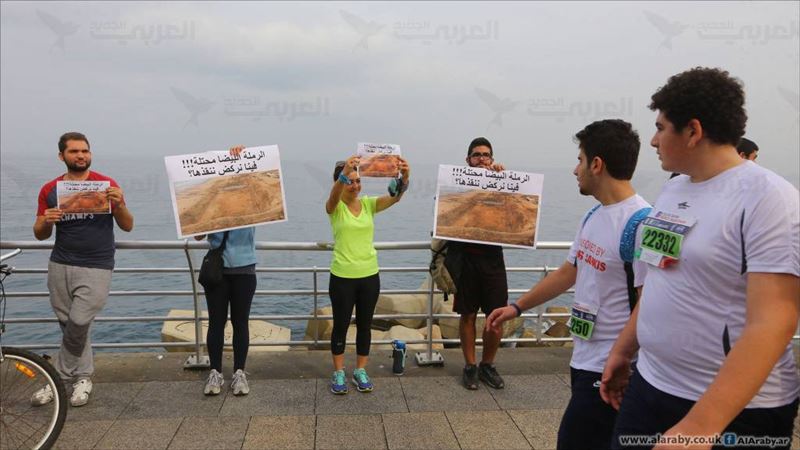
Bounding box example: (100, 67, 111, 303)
(5, 240, 794, 364)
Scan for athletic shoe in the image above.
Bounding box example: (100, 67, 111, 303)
(330, 369, 348, 395)
(204, 369, 224, 396)
(30, 384, 54, 406)
(231, 369, 250, 396)
(352, 368, 374, 393)
(478, 362, 505, 389)
(70, 379, 93, 407)
(462, 364, 479, 390)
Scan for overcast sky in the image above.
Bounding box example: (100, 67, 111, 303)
(1, 1, 798, 183)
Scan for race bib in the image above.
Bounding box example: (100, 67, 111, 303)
(637, 211, 696, 268)
(568, 302, 597, 340)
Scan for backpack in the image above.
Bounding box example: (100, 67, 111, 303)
(429, 238, 464, 302)
(580, 205, 652, 311)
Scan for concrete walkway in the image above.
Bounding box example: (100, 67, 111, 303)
(50, 347, 799, 449)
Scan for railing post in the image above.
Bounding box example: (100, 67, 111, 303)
(182, 239, 210, 369)
(415, 274, 444, 366)
(312, 266, 319, 348)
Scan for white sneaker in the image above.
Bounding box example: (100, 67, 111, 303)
(31, 384, 54, 406)
(204, 369, 224, 395)
(70, 379, 92, 407)
(231, 369, 249, 396)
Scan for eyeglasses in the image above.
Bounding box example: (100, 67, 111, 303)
(469, 152, 493, 159)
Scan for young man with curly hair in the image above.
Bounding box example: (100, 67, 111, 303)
(601, 68, 799, 449)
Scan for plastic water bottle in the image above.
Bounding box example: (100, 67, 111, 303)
(392, 340, 406, 375)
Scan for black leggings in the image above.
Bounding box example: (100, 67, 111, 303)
(329, 273, 380, 356)
(205, 273, 256, 372)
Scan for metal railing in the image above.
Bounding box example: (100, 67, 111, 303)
(0, 240, 574, 367)
(7, 239, 793, 368)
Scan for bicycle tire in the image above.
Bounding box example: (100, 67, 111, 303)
(0, 347, 68, 450)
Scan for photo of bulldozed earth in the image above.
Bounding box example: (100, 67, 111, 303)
(358, 153, 400, 178)
(435, 186, 539, 247)
(58, 191, 111, 214)
(174, 170, 285, 236)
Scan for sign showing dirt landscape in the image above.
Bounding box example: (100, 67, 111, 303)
(165, 145, 288, 238)
(57, 181, 111, 214)
(433, 164, 544, 249)
(357, 142, 401, 178)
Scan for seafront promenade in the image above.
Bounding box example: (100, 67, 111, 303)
(49, 347, 800, 449)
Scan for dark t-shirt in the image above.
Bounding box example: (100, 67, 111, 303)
(37, 171, 122, 270)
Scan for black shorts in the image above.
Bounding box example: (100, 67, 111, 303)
(453, 244, 508, 315)
(557, 368, 617, 450)
(612, 370, 799, 450)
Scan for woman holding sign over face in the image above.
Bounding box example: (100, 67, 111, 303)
(325, 155, 410, 394)
(195, 145, 257, 398)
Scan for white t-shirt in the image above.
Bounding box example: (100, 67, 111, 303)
(637, 161, 800, 408)
(567, 194, 651, 373)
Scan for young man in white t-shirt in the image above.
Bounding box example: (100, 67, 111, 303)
(487, 119, 651, 450)
(601, 67, 799, 450)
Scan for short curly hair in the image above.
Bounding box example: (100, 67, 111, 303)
(649, 67, 747, 146)
(574, 119, 640, 180)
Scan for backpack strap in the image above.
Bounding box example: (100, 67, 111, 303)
(620, 207, 652, 312)
(581, 204, 602, 229)
(574, 205, 602, 267)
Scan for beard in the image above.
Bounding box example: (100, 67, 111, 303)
(65, 159, 91, 172)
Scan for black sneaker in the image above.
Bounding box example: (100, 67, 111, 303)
(478, 363, 505, 389)
(462, 364, 479, 390)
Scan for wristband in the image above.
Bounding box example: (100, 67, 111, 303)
(510, 303, 522, 317)
(337, 173, 352, 185)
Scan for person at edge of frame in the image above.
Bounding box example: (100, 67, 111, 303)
(31, 131, 134, 408)
(601, 67, 799, 450)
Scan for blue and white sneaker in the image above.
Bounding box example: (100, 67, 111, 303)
(330, 369, 348, 395)
(352, 368, 374, 393)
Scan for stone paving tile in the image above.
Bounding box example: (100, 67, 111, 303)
(508, 409, 563, 450)
(382, 411, 460, 450)
(67, 382, 144, 422)
(554, 372, 571, 387)
(52, 419, 114, 449)
(489, 375, 571, 410)
(168, 416, 249, 449)
(446, 410, 531, 450)
(95, 418, 183, 450)
(315, 377, 408, 415)
(316, 414, 387, 450)
(220, 379, 315, 416)
(401, 376, 499, 412)
(242, 416, 315, 450)
(118, 381, 226, 419)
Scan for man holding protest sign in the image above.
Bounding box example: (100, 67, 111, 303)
(448, 137, 509, 391)
(31, 132, 134, 407)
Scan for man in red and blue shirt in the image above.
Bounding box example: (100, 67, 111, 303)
(31, 132, 134, 408)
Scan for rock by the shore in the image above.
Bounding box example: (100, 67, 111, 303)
(161, 309, 290, 352)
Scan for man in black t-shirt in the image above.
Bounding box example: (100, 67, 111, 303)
(452, 137, 509, 390)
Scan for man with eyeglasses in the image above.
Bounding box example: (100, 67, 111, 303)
(449, 137, 509, 390)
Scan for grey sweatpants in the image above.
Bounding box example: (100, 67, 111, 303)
(47, 261, 112, 381)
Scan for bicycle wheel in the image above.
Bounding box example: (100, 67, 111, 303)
(0, 347, 67, 450)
